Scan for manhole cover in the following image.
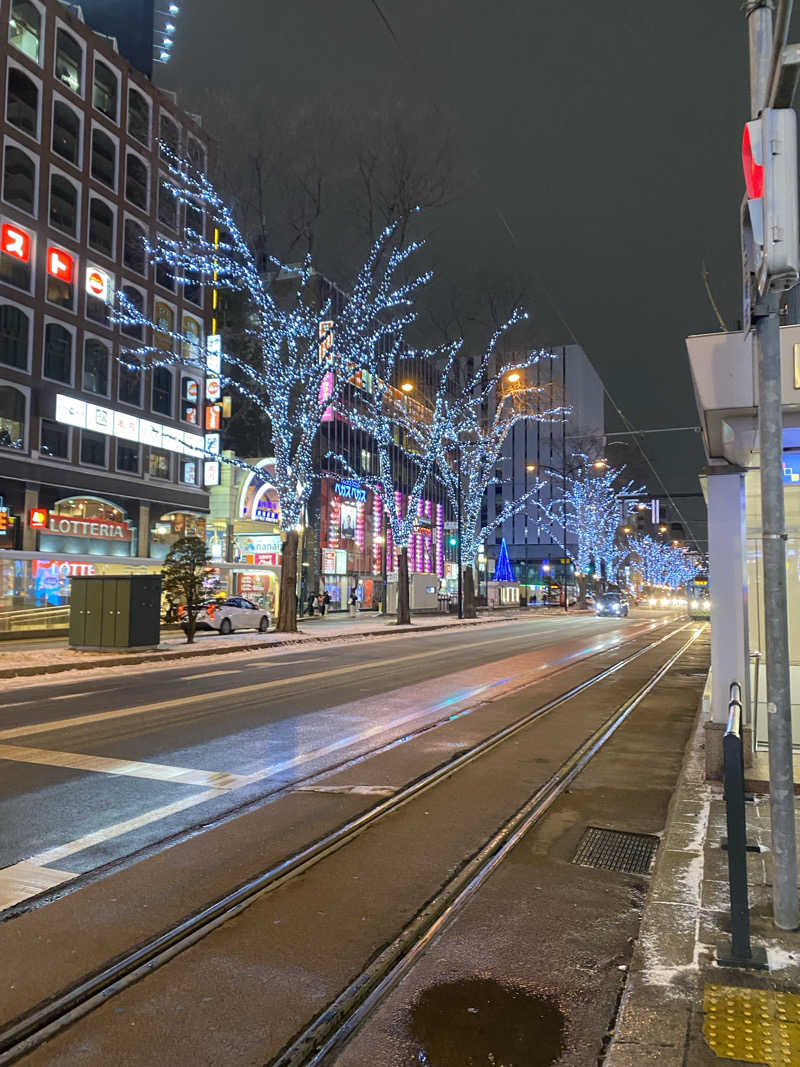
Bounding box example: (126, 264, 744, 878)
(571, 826, 659, 875)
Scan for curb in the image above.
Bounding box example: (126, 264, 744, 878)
(0, 615, 522, 680)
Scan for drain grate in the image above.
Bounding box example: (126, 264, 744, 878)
(571, 826, 659, 875)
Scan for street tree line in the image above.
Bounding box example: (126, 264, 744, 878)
(115, 149, 693, 633)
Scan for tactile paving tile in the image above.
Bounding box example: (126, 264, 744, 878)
(704, 984, 800, 1065)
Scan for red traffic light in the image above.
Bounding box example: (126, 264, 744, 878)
(742, 121, 764, 200)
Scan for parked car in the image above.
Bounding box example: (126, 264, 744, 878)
(594, 591, 629, 617)
(185, 597, 270, 634)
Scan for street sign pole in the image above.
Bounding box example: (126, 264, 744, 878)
(745, 0, 800, 930)
(457, 439, 463, 620)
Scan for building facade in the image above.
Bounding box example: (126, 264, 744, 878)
(483, 344, 605, 598)
(0, 0, 212, 623)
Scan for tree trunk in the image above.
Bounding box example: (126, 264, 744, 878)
(396, 546, 411, 625)
(276, 529, 299, 633)
(185, 616, 196, 644)
(577, 573, 588, 610)
(462, 565, 477, 619)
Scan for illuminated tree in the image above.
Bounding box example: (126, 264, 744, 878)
(114, 149, 428, 633)
(547, 457, 642, 592)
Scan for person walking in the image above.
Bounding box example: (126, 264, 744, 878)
(307, 592, 317, 617)
(321, 590, 331, 616)
(349, 588, 357, 617)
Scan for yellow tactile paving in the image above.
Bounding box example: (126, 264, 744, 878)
(704, 984, 800, 1066)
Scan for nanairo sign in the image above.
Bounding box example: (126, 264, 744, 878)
(30, 510, 132, 541)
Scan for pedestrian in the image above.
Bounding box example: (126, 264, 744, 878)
(307, 592, 317, 617)
(322, 590, 331, 616)
(349, 588, 358, 617)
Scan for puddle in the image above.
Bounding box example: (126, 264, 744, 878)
(408, 977, 565, 1066)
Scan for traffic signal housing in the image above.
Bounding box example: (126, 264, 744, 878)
(743, 108, 799, 293)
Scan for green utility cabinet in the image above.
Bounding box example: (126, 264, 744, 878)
(69, 575, 162, 650)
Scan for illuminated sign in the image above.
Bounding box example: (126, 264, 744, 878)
(86, 265, 110, 300)
(319, 320, 333, 362)
(783, 456, 800, 485)
(29, 508, 47, 529)
(55, 394, 202, 457)
(184, 379, 199, 402)
(203, 461, 220, 487)
(47, 246, 74, 282)
(204, 432, 220, 455)
(205, 404, 221, 430)
(334, 480, 367, 502)
(205, 377, 221, 402)
(206, 334, 222, 374)
(42, 514, 132, 541)
(321, 548, 348, 575)
(1, 222, 30, 262)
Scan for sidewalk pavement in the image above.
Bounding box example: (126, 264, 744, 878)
(0, 610, 524, 680)
(605, 703, 800, 1067)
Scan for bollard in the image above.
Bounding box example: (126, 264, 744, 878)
(717, 694, 768, 969)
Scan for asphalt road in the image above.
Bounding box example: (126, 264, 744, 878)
(0, 611, 679, 904)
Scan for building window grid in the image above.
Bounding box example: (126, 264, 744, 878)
(49, 167, 79, 236)
(92, 57, 118, 121)
(90, 125, 117, 189)
(6, 63, 41, 141)
(51, 96, 81, 166)
(2, 140, 38, 216)
(88, 194, 115, 258)
(9, 1, 43, 64)
(0, 303, 30, 370)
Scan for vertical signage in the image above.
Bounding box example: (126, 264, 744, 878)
(47, 247, 74, 282)
(1, 223, 31, 262)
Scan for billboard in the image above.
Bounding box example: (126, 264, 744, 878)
(79, 1, 155, 78)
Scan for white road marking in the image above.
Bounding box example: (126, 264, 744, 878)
(177, 669, 243, 681)
(50, 690, 115, 701)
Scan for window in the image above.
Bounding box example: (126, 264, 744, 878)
(89, 196, 114, 256)
(55, 28, 82, 95)
(83, 337, 109, 395)
(46, 252, 73, 309)
(159, 114, 179, 161)
(119, 358, 142, 407)
(0, 306, 29, 369)
(149, 448, 170, 478)
(91, 127, 115, 187)
(123, 218, 146, 274)
(6, 67, 39, 138)
(49, 171, 78, 235)
(9, 1, 41, 62)
(181, 376, 199, 423)
(183, 271, 202, 306)
(117, 441, 139, 473)
(180, 457, 197, 485)
(86, 289, 109, 325)
(125, 152, 148, 209)
(182, 315, 201, 361)
(52, 99, 80, 164)
(43, 322, 72, 381)
(0, 384, 26, 449)
(120, 286, 144, 339)
(0, 224, 32, 290)
(40, 419, 68, 459)
(187, 136, 205, 172)
(92, 59, 117, 120)
(185, 198, 203, 236)
(80, 429, 106, 466)
(127, 88, 150, 145)
(3, 144, 35, 213)
(154, 301, 174, 353)
(152, 367, 172, 416)
(158, 176, 177, 229)
(155, 261, 174, 291)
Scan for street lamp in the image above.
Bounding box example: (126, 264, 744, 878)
(593, 459, 607, 470)
(526, 463, 536, 472)
(400, 382, 414, 393)
(506, 371, 521, 383)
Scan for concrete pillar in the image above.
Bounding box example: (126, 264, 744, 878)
(22, 484, 39, 551)
(138, 502, 150, 558)
(705, 467, 750, 776)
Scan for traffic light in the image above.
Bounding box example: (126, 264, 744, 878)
(743, 108, 799, 293)
(448, 536, 457, 546)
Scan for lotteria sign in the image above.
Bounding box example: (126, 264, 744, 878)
(30, 511, 132, 541)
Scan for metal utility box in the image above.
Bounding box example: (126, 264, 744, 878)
(69, 575, 162, 650)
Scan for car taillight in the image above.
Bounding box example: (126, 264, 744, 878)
(207, 604, 215, 618)
(178, 605, 185, 618)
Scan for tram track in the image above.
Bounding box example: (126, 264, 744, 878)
(0, 618, 699, 1065)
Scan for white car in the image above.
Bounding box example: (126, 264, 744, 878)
(192, 597, 270, 635)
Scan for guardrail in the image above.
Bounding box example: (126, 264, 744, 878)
(716, 682, 767, 969)
(0, 605, 69, 632)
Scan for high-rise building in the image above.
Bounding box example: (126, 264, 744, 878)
(0, 0, 212, 625)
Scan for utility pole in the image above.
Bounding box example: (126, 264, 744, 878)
(746, 0, 800, 930)
(457, 439, 463, 620)
(562, 351, 569, 612)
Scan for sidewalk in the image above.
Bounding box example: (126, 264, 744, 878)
(605, 702, 800, 1066)
(0, 610, 523, 680)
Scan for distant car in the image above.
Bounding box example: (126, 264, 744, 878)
(186, 596, 270, 635)
(595, 591, 629, 617)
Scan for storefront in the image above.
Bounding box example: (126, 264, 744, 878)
(32, 496, 136, 558)
(232, 530, 282, 614)
(149, 510, 208, 560)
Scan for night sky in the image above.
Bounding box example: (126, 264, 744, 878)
(162, 1, 783, 551)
